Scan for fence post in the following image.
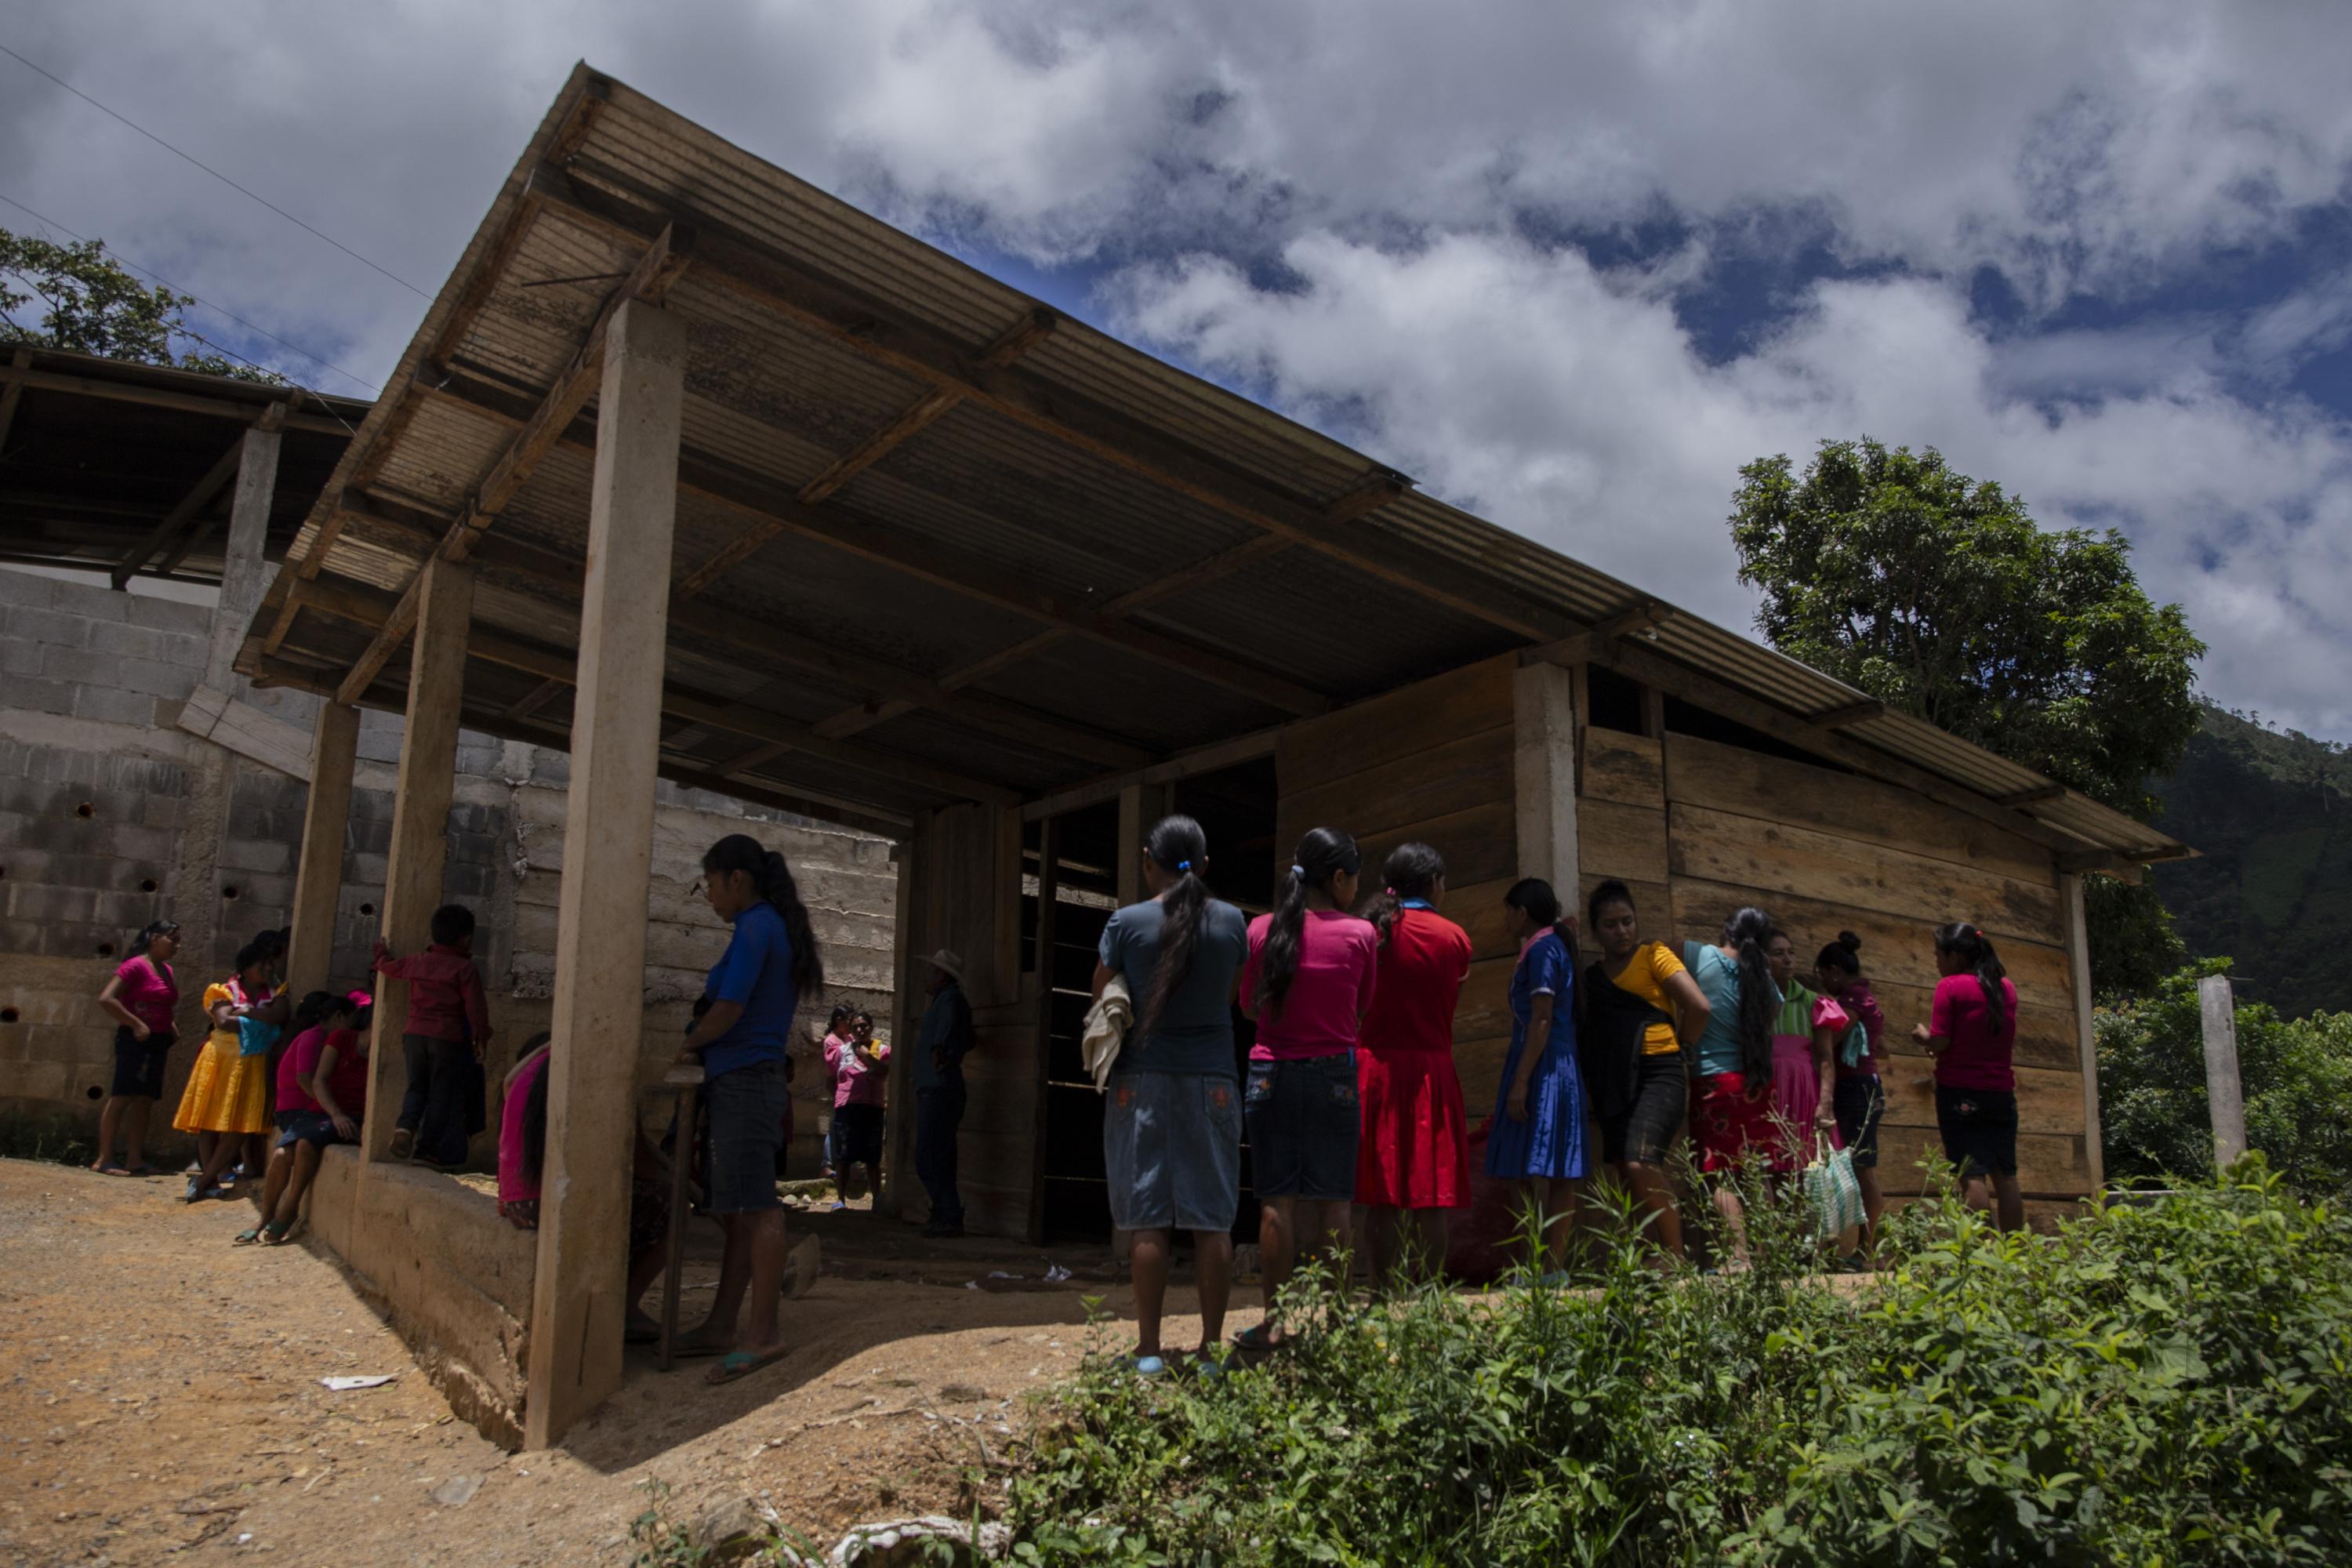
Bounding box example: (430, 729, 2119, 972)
(2197, 975, 2248, 1167)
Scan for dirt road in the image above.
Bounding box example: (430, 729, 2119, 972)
(0, 1160, 1236, 1566)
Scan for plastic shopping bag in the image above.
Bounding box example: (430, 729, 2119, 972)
(1805, 1133, 1867, 1240)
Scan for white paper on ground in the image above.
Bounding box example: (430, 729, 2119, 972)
(321, 1374, 398, 1391)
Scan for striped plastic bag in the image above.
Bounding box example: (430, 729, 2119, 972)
(1805, 1133, 1867, 1240)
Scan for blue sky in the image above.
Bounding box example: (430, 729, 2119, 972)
(4, 2, 2348, 739)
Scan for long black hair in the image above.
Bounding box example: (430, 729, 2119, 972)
(702, 833, 824, 995)
(1255, 826, 1361, 1022)
(1361, 842, 1444, 946)
(1722, 906, 1777, 1081)
(1504, 877, 1575, 947)
(131, 919, 180, 956)
(1934, 921, 2011, 1030)
(1137, 815, 1213, 1040)
(1816, 930, 1864, 980)
(289, 989, 354, 1036)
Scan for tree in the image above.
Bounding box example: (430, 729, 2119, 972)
(1730, 438, 2205, 994)
(0, 227, 281, 383)
(2098, 959, 2352, 1192)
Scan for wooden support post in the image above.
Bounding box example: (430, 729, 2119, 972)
(1027, 815, 1060, 1247)
(1116, 784, 1147, 907)
(884, 822, 926, 1219)
(524, 299, 687, 1450)
(1513, 662, 1579, 903)
(360, 554, 474, 1164)
(2198, 973, 2248, 1168)
(2060, 873, 2103, 1190)
(205, 419, 283, 687)
(285, 702, 359, 1000)
(993, 806, 1022, 1005)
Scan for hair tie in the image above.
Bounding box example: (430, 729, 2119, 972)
(1176, 859, 1192, 873)
(1290, 864, 1306, 879)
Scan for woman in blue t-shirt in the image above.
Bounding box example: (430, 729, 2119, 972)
(1485, 878, 1586, 1281)
(676, 833, 823, 1385)
(1091, 815, 1250, 1374)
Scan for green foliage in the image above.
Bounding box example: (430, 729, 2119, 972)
(2152, 704, 2352, 1019)
(0, 225, 281, 382)
(1728, 438, 2205, 995)
(2098, 959, 2352, 1192)
(1003, 1167, 2352, 1564)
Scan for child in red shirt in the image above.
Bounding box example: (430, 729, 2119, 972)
(373, 902, 492, 1166)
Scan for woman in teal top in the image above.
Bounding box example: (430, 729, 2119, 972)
(1682, 906, 1778, 1269)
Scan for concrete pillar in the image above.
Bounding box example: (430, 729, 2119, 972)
(1513, 661, 1579, 902)
(2060, 873, 2103, 1189)
(207, 423, 283, 690)
(525, 299, 686, 1449)
(285, 702, 360, 1000)
(2198, 974, 2248, 1167)
(361, 554, 474, 1163)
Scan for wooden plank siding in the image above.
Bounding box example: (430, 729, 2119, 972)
(1276, 656, 1519, 1110)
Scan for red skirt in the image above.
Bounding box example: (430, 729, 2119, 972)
(1692, 1071, 1773, 1174)
(1355, 1047, 1469, 1208)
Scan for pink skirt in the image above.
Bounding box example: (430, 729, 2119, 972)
(1766, 1035, 1820, 1175)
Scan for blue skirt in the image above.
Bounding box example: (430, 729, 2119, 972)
(1484, 1034, 1589, 1182)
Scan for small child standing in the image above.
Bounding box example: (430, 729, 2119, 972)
(373, 902, 492, 1167)
(828, 1011, 888, 1207)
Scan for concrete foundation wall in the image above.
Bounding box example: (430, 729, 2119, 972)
(0, 565, 898, 1170)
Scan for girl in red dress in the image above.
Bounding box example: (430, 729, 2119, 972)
(1353, 843, 1473, 1286)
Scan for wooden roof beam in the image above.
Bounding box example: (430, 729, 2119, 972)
(332, 228, 688, 706)
(0, 354, 354, 435)
(1997, 783, 2069, 808)
(530, 161, 1573, 644)
(1810, 699, 1886, 729)
(107, 417, 270, 589)
(1526, 601, 1673, 668)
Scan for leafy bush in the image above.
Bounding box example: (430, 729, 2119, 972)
(1003, 1163, 2352, 1565)
(2100, 960, 2352, 1192)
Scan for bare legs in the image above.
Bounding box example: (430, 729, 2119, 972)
(1126, 1229, 1237, 1359)
(693, 1207, 789, 1375)
(1616, 1161, 1683, 1261)
(1854, 1165, 1886, 1259)
(1962, 1171, 2025, 1232)
(268, 1142, 324, 1232)
(1366, 1206, 1451, 1287)
(1538, 1178, 1584, 1275)
(1709, 1181, 1751, 1269)
(1192, 1229, 1232, 1348)
(1259, 1196, 1352, 1341)
(93, 1095, 154, 1171)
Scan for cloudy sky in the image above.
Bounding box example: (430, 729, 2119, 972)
(5, 3, 2349, 738)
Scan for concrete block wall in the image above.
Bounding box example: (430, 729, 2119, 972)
(0, 566, 898, 1171)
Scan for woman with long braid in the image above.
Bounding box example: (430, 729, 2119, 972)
(1237, 827, 1377, 1352)
(1915, 921, 2024, 1231)
(675, 833, 824, 1384)
(1683, 906, 1780, 1269)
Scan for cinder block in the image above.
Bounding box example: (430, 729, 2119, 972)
(220, 839, 292, 875)
(9, 677, 78, 717)
(50, 579, 133, 623)
(118, 657, 195, 699)
(0, 639, 42, 678)
(123, 593, 212, 633)
(72, 684, 164, 727)
(40, 645, 119, 686)
(0, 569, 56, 609)
(0, 1059, 73, 1102)
(6, 606, 90, 648)
(7, 884, 97, 924)
(152, 630, 208, 668)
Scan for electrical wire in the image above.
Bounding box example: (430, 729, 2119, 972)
(0, 41, 431, 299)
(0, 189, 378, 404)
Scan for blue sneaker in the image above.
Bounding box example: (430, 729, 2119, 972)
(1121, 1355, 1168, 1379)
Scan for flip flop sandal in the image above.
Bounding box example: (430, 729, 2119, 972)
(668, 1335, 734, 1359)
(233, 1226, 266, 1245)
(260, 1220, 293, 1246)
(93, 1162, 129, 1177)
(705, 1348, 786, 1385)
(1230, 1323, 1283, 1357)
(124, 1165, 158, 1178)
(1117, 1355, 1169, 1379)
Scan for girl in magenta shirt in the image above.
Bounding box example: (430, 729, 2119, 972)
(93, 920, 182, 1175)
(1236, 827, 1377, 1352)
(1913, 920, 2024, 1232)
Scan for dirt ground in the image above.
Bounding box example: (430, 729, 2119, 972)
(0, 1158, 1249, 1567)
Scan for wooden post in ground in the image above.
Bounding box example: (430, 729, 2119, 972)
(1513, 661, 1579, 898)
(2198, 974, 2248, 1167)
(360, 555, 474, 1164)
(286, 702, 360, 1000)
(2060, 873, 2104, 1190)
(524, 299, 686, 1450)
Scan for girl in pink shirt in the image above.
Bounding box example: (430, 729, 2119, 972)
(93, 920, 182, 1175)
(1236, 827, 1377, 1352)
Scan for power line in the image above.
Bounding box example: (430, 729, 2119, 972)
(0, 189, 377, 412)
(0, 41, 431, 299)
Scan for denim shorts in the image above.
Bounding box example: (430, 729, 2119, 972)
(1104, 1071, 1241, 1232)
(1244, 1052, 1359, 1202)
(111, 1027, 172, 1099)
(1936, 1084, 2018, 1180)
(275, 1109, 345, 1150)
(704, 1058, 789, 1214)
(1835, 1076, 1885, 1169)
(1599, 1047, 1686, 1165)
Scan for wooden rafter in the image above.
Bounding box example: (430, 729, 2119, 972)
(0, 354, 350, 436)
(333, 228, 688, 706)
(107, 416, 275, 590)
(529, 162, 1573, 644)
(1526, 601, 1672, 668)
(1811, 699, 1886, 729)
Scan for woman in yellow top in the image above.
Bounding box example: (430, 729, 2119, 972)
(1579, 880, 1711, 1261)
(172, 940, 286, 1203)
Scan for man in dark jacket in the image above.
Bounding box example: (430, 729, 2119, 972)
(911, 949, 974, 1238)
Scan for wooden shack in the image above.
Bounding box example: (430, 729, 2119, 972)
(236, 66, 2188, 1444)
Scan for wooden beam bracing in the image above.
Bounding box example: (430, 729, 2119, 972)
(108, 434, 248, 589)
(1811, 699, 1886, 728)
(1526, 601, 1671, 669)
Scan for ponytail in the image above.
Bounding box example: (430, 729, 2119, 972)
(289, 989, 351, 1036)
(131, 919, 180, 956)
(1722, 906, 1777, 1081)
(1816, 930, 1863, 979)
(1256, 827, 1362, 1022)
(1136, 815, 1213, 1039)
(1361, 842, 1445, 946)
(1934, 921, 2010, 1032)
(1504, 877, 1574, 947)
(702, 833, 826, 996)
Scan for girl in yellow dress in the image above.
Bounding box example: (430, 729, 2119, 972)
(172, 941, 286, 1202)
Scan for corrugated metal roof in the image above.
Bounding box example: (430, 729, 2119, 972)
(243, 64, 2184, 863)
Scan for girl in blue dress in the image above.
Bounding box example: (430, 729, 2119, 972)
(1484, 877, 1586, 1277)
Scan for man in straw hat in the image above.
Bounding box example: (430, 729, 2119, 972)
(911, 949, 975, 1238)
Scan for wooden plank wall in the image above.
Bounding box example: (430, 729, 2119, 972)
(888, 802, 1040, 1239)
(1275, 655, 1521, 1113)
(1584, 729, 2089, 1200)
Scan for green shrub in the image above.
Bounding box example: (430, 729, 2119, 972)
(2099, 960, 2352, 1192)
(1003, 1162, 2352, 1565)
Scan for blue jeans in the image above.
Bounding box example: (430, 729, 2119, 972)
(915, 1083, 965, 1226)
